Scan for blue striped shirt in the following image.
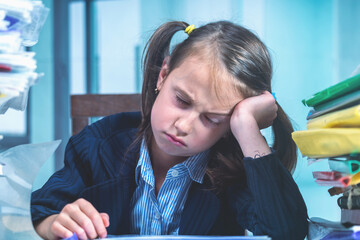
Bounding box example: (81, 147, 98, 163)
(130, 139, 209, 235)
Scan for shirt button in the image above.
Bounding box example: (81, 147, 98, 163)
(155, 212, 161, 220)
(171, 169, 179, 177)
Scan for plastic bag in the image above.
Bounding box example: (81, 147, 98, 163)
(0, 140, 61, 239)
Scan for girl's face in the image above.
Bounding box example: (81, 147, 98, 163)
(150, 56, 243, 163)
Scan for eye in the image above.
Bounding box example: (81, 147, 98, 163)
(204, 116, 221, 125)
(175, 95, 189, 106)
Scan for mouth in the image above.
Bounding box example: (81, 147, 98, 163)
(165, 133, 187, 147)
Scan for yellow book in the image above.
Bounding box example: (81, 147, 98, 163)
(292, 128, 360, 158)
(307, 104, 360, 129)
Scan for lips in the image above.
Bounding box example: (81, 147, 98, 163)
(165, 133, 186, 147)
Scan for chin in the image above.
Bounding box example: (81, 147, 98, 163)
(157, 142, 193, 158)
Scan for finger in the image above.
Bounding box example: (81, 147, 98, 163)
(51, 220, 73, 239)
(54, 213, 88, 240)
(100, 213, 110, 228)
(78, 199, 107, 238)
(69, 208, 98, 239)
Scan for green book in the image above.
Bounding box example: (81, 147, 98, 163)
(302, 73, 360, 107)
(306, 89, 360, 120)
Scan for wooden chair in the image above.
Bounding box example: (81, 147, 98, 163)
(71, 94, 141, 135)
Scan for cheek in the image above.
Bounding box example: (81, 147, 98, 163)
(194, 126, 229, 148)
(151, 99, 161, 128)
(151, 95, 172, 127)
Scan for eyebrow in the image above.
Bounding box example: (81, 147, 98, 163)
(176, 87, 194, 101)
(175, 87, 233, 117)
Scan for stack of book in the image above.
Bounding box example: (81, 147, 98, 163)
(0, 0, 48, 114)
(292, 73, 360, 226)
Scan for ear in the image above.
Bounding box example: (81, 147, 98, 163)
(157, 56, 170, 90)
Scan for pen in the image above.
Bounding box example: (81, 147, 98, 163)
(62, 233, 78, 240)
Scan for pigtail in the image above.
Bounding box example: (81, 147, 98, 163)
(124, 21, 190, 175)
(207, 134, 246, 193)
(141, 21, 188, 120)
(272, 104, 297, 173)
(131, 21, 189, 148)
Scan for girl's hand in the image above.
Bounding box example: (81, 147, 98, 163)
(230, 91, 277, 158)
(35, 198, 109, 240)
(230, 91, 277, 133)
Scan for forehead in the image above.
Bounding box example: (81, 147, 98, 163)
(167, 56, 243, 111)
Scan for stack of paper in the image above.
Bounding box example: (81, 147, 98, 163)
(292, 71, 360, 225)
(0, 0, 48, 114)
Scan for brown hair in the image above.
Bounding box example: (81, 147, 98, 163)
(134, 21, 297, 191)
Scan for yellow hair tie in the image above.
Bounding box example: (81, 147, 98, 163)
(185, 25, 195, 35)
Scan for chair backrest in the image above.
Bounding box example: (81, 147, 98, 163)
(71, 94, 141, 135)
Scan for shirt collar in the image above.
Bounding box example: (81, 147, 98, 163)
(135, 137, 209, 185)
(182, 150, 209, 183)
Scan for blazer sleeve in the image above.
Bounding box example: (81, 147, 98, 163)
(229, 152, 308, 240)
(31, 112, 141, 223)
(31, 124, 105, 223)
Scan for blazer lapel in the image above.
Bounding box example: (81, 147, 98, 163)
(179, 182, 220, 235)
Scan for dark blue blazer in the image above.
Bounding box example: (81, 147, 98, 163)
(31, 112, 308, 240)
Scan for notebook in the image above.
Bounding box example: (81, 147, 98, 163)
(306, 90, 360, 120)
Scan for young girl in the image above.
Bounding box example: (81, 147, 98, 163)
(31, 21, 308, 240)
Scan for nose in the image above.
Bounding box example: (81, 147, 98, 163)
(174, 112, 197, 136)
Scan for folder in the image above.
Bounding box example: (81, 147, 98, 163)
(328, 159, 360, 175)
(306, 90, 360, 120)
(302, 73, 360, 107)
(292, 128, 360, 158)
(315, 171, 360, 188)
(315, 176, 350, 188)
(307, 104, 360, 129)
(313, 171, 344, 180)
